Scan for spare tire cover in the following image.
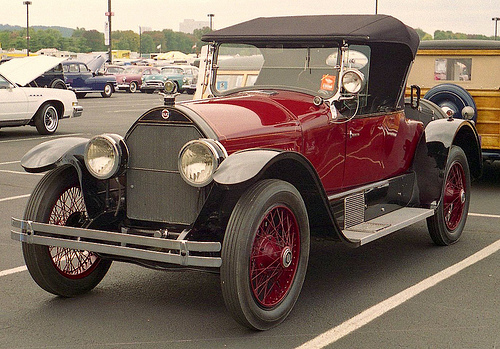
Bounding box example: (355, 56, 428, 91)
(424, 83, 477, 122)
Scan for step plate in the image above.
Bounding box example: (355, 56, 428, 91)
(342, 207, 435, 245)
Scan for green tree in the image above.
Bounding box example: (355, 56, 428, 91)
(82, 30, 106, 52)
(415, 28, 433, 41)
(112, 30, 139, 51)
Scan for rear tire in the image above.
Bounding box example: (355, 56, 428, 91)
(22, 166, 111, 297)
(50, 79, 67, 89)
(34, 103, 59, 135)
(427, 146, 470, 245)
(221, 179, 310, 330)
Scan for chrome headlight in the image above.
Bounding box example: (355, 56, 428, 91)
(84, 134, 128, 179)
(178, 139, 227, 187)
(164, 80, 176, 93)
(341, 69, 365, 94)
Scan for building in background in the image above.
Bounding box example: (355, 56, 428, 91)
(179, 19, 209, 34)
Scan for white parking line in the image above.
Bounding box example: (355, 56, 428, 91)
(469, 212, 500, 219)
(296, 238, 500, 349)
(0, 133, 84, 144)
(0, 169, 44, 176)
(0, 160, 20, 165)
(0, 194, 30, 203)
(110, 109, 152, 113)
(0, 266, 27, 277)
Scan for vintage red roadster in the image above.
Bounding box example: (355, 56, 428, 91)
(11, 15, 481, 330)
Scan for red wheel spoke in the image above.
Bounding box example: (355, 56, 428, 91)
(250, 205, 300, 308)
(47, 185, 100, 279)
(443, 162, 466, 231)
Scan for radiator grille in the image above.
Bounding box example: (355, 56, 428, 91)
(125, 122, 204, 224)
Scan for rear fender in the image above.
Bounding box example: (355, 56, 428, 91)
(212, 149, 351, 244)
(21, 137, 107, 217)
(413, 118, 481, 206)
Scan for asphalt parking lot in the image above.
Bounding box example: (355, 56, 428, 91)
(1, 92, 499, 349)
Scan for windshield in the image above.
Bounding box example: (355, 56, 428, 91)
(123, 67, 144, 74)
(162, 68, 183, 75)
(213, 43, 339, 97)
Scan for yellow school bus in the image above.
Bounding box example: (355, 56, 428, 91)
(408, 40, 500, 160)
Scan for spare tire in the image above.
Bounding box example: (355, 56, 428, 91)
(424, 83, 477, 122)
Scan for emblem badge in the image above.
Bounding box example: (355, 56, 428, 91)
(161, 109, 170, 120)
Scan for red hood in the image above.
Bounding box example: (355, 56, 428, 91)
(182, 91, 319, 154)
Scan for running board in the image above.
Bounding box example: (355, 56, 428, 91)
(342, 207, 434, 245)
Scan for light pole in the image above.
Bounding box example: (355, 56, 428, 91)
(208, 14, 214, 30)
(375, 0, 378, 14)
(105, 0, 113, 63)
(493, 17, 500, 40)
(23, 1, 32, 56)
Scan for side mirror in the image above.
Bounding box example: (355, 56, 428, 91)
(410, 85, 421, 109)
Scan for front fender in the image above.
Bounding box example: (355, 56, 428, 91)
(20, 137, 108, 218)
(213, 149, 281, 186)
(212, 149, 352, 245)
(21, 137, 89, 173)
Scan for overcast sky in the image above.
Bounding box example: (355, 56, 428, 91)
(2, 0, 499, 37)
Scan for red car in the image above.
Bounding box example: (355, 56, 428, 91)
(12, 15, 481, 330)
(115, 65, 160, 93)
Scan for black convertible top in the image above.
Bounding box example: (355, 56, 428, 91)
(202, 14, 420, 57)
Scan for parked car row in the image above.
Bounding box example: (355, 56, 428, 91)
(1, 55, 199, 99)
(140, 65, 198, 94)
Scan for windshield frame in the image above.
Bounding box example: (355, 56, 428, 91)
(210, 42, 341, 98)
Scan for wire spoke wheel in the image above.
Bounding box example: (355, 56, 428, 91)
(221, 179, 309, 330)
(250, 205, 300, 308)
(442, 161, 466, 231)
(22, 166, 111, 297)
(427, 146, 470, 245)
(47, 186, 100, 279)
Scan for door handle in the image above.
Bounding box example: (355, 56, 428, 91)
(349, 130, 360, 138)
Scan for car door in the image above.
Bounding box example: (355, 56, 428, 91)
(0, 74, 29, 121)
(63, 63, 85, 90)
(342, 111, 423, 188)
(78, 63, 94, 90)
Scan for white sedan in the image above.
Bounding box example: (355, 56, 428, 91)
(0, 57, 83, 135)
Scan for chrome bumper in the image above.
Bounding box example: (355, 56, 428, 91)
(72, 105, 83, 117)
(11, 218, 222, 268)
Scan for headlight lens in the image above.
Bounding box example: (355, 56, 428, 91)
(342, 69, 365, 94)
(84, 134, 128, 179)
(178, 139, 226, 187)
(164, 80, 176, 93)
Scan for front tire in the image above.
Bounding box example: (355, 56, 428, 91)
(101, 83, 113, 98)
(221, 179, 310, 330)
(427, 146, 470, 245)
(128, 81, 138, 93)
(22, 166, 111, 297)
(34, 103, 59, 135)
